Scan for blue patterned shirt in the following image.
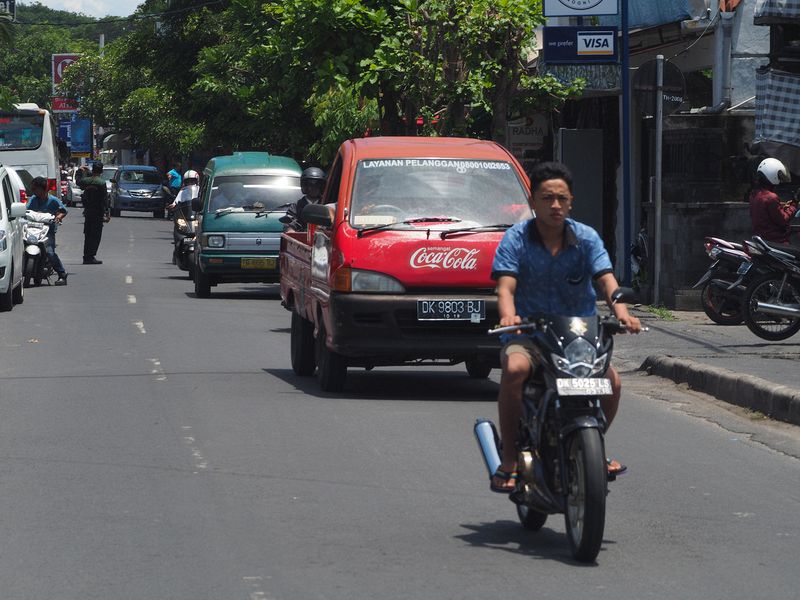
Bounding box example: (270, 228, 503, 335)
(491, 218, 613, 318)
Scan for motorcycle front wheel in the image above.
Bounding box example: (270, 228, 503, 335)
(701, 280, 743, 325)
(564, 428, 606, 563)
(744, 274, 800, 341)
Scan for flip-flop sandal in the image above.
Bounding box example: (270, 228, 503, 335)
(607, 458, 627, 481)
(490, 468, 519, 494)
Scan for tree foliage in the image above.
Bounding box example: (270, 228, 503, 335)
(59, 0, 585, 165)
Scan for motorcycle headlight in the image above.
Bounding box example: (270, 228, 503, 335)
(205, 234, 225, 248)
(176, 217, 189, 232)
(0, 230, 6, 251)
(552, 337, 598, 378)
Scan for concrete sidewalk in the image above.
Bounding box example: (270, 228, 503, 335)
(613, 307, 800, 426)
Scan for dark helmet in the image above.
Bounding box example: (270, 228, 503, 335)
(301, 167, 326, 198)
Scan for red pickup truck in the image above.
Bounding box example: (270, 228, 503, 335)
(280, 137, 531, 391)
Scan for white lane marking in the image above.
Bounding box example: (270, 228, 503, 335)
(147, 358, 166, 381)
(127, 294, 137, 304)
(133, 320, 146, 334)
(243, 577, 274, 600)
(181, 426, 208, 472)
(125, 275, 133, 284)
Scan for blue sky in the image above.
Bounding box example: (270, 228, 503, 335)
(23, 0, 140, 18)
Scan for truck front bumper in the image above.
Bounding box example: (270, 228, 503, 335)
(328, 292, 501, 365)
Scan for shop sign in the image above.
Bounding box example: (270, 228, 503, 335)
(507, 114, 549, 157)
(543, 0, 618, 17)
(543, 27, 618, 64)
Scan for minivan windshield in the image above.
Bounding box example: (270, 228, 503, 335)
(0, 113, 44, 150)
(119, 169, 160, 185)
(350, 158, 530, 228)
(210, 174, 302, 212)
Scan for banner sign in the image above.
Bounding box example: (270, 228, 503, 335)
(544, 0, 618, 17)
(52, 53, 80, 94)
(52, 96, 78, 113)
(70, 117, 92, 154)
(543, 27, 618, 64)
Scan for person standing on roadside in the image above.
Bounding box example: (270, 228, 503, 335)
(167, 163, 182, 197)
(79, 162, 110, 265)
(28, 177, 69, 285)
(749, 158, 796, 245)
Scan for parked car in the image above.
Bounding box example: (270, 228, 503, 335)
(67, 168, 84, 207)
(191, 151, 302, 297)
(0, 164, 29, 310)
(109, 165, 167, 218)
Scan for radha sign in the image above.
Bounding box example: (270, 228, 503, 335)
(543, 0, 618, 17)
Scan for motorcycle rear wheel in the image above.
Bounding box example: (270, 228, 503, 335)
(701, 281, 743, 325)
(744, 274, 800, 341)
(564, 428, 606, 563)
(516, 504, 548, 531)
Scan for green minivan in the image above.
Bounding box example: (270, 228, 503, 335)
(191, 152, 303, 297)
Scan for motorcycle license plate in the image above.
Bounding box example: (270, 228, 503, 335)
(417, 299, 485, 321)
(241, 257, 276, 270)
(737, 262, 752, 275)
(556, 378, 613, 397)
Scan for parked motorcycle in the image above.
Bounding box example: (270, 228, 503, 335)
(742, 236, 800, 340)
(692, 237, 753, 325)
(172, 201, 196, 276)
(475, 289, 636, 563)
(22, 210, 55, 287)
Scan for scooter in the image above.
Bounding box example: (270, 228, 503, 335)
(172, 201, 196, 276)
(692, 237, 753, 325)
(22, 210, 56, 287)
(475, 288, 637, 563)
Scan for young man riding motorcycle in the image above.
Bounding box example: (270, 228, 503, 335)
(28, 177, 69, 285)
(489, 161, 642, 493)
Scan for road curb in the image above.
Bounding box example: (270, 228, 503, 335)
(640, 355, 800, 427)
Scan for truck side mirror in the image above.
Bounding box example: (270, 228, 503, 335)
(301, 203, 332, 227)
(191, 197, 201, 212)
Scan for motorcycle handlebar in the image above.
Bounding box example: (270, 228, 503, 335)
(488, 316, 647, 336)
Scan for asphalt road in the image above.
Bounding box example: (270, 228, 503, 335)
(0, 212, 798, 599)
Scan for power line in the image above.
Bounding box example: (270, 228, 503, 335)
(13, 0, 225, 26)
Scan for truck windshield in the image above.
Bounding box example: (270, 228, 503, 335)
(0, 113, 44, 150)
(350, 159, 530, 228)
(210, 174, 302, 212)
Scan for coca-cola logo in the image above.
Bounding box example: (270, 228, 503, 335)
(410, 247, 480, 270)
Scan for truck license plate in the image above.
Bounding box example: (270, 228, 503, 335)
(241, 257, 276, 270)
(417, 299, 485, 321)
(556, 378, 613, 397)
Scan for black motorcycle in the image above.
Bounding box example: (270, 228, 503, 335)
(476, 289, 636, 563)
(742, 236, 800, 340)
(692, 237, 754, 325)
(172, 201, 196, 277)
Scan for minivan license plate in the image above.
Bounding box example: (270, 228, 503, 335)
(417, 299, 485, 321)
(241, 257, 276, 270)
(556, 378, 613, 396)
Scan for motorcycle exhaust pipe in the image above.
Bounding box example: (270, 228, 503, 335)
(474, 419, 501, 477)
(755, 301, 800, 319)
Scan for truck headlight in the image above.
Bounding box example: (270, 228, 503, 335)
(205, 234, 225, 248)
(333, 267, 405, 293)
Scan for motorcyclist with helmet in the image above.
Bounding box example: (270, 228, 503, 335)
(750, 157, 797, 244)
(167, 170, 200, 265)
(285, 167, 326, 231)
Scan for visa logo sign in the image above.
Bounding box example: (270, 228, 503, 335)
(577, 31, 615, 56)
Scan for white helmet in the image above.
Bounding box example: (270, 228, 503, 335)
(183, 170, 199, 181)
(757, 158, 790, 185)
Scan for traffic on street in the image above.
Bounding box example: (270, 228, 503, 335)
(0, 209, 798, 598)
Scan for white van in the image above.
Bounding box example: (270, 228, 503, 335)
(0, 103, 61, 198)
